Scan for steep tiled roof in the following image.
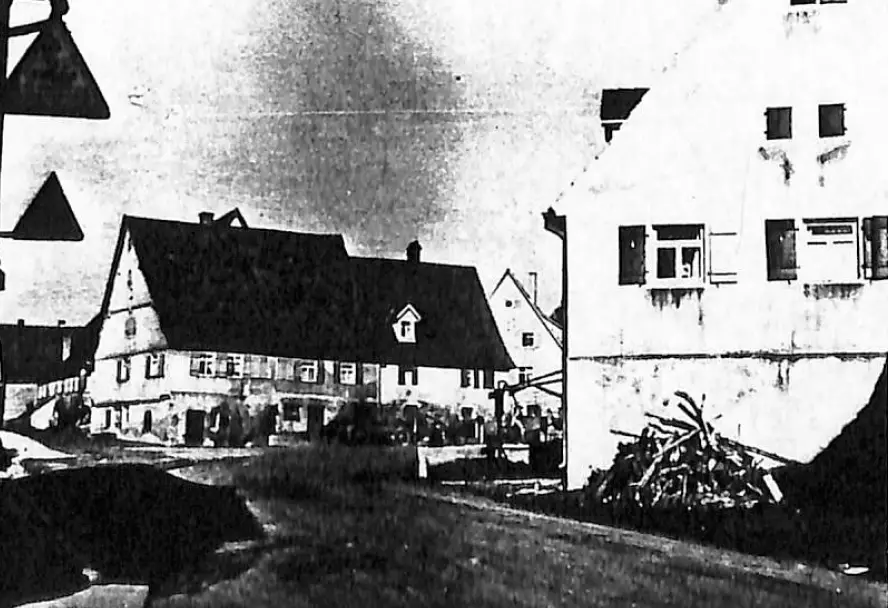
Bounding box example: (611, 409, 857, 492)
(111, 215, 513, 370)
(350, 258, 514, 370)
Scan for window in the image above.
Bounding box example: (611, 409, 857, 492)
(299, 360, 320, 383)
(190, 353, 215, 377)
(518, 367, 533, 384)
(505, 299, 513, 308)
(61, 335, 72, 361)
(400, 321, 413, 341)
(765, 107, 792, 140)
(819, 104, 846, 138)
(116, 357, 131, 383)
(393, 305, 421, 344)
(124, 315, 136, 338)
(483, 369, 494, 389)
(338, 362, 357, 385)
(126, 269, 133, 289)
(801, 218, 860, 283)
(618, 225, 646, 285)
(104, 409, 112, 428)
(145, 353, 165, 379)
(398, 366, 418, 386)
(863, 216, 888, 280)
(460, 369, 473, 388)
(277, 358, 295, 380)
(281, 399, 301, 422)
(225, 354, 245, 378)
(522, 332, 535, 348)
(651, 224, 704, 285)
(765, 220, 798, 281)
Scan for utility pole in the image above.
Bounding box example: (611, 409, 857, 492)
(543, 207, 567, 489)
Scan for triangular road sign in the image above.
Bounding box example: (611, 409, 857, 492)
(2, 18, 110, 119)
(11, 172, 84, 241)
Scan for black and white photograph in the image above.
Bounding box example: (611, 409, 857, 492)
(0, 0, 885, 606)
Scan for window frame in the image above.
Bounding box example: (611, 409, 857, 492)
(338, 362, 358, 385)
(116, 357, 131, 383)
(521, 332, 535, 348)
(190, 352, 215, 377)
(145, 352, 165, 379)
(398, 366, 419, 386)
(518, 366, 533, 384)
(299, 360, 320, 383)
(799, 217, 862, 284)
(649, 224, 706, 288)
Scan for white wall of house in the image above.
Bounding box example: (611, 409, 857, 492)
(378, 364, 500, 419)
(560, 0, 888, 489)
(93, 228, 168, 362)
(488, 273, 562, 415)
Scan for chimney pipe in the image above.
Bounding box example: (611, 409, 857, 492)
(17, 319, 24, 329)
(406, 240, 422, 264)
(528, 272, 538, 306)
(199, 211, 214, 225)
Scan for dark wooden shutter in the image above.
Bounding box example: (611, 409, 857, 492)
(460, 369, 471, 388)
(870, 216, 888, 280)
(618, 225, 646, 285)
(158, 353, 165, 378)
(145, 354, 151, 378)
(398, 366, 407, 386)
(483, 369, 494, 389)
(356, 363, 364, 385)
(473, 370, 480, 389)
(317, 361, 326, 384)
(765, 219, 797, 281)
(412, 367, 419, 386)
(333, 362, 341, 384)
(190, 354, 201, 376)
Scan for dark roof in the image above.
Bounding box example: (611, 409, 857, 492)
(123, 216, 353, 361)
(350, 258, 514, 370)
(600, 88, 649, 122)
(0, 316, 101, 384)
(111, 214, 513, 370)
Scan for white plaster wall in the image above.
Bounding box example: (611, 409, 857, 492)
(379, 365, 498, 418)
(560, 1, 888, 489)
(488, 277, 563, 413)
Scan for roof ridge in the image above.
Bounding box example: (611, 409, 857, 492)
(123, 214, 343, 239)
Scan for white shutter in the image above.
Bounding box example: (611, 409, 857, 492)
(708, 230, 740, 284)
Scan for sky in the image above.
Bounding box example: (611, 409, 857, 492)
(0, 0, 722, 325)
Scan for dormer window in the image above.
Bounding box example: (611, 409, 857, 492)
(393, 304, 422, 344)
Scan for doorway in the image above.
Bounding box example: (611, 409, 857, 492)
(307, 404, 325, 441)
(184, 409, 206, 446)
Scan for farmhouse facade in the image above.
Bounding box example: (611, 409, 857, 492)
(558, 0, 888, 489)
(87, 210, 512, 443)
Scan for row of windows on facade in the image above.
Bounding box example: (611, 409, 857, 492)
(115, 353, 364, 385)
(766, 104, 846, 141)
(36, 376, 83, 400)
(618, 216, 888, 286)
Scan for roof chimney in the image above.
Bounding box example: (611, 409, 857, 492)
(406, 240, 422, 264)
(58, 319, 66, 327)
(199, 211, 214, 225)
(17, 318, 24, 331)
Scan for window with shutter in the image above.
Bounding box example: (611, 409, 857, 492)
(708, 230, 740, 284)
(802, 218, 859, 283)
(460, 369, 472, 388)
(483, 369, 494, 389)
(618, 225, 646, 285)
(651, 224, 705, 286)
(765, 220, 798, 281)
(868, 216, 888, 280)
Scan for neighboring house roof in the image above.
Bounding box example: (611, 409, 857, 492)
(102, 214, 513, 371)
(490, 269, 562, 349)
(350, 258, 514, 371)
(114, 215, 353, 361)
(0, 316, 101, 384)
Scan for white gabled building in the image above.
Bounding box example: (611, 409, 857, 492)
(488, 269, 563, 416)
(558, 0, 888, 489)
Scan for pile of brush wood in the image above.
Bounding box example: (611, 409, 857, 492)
(590, 392, 784, 511)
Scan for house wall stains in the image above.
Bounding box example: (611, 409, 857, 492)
(566, 354, 887, 486)
(378, 365, 498, 419)
(560, 2, 888, 489)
